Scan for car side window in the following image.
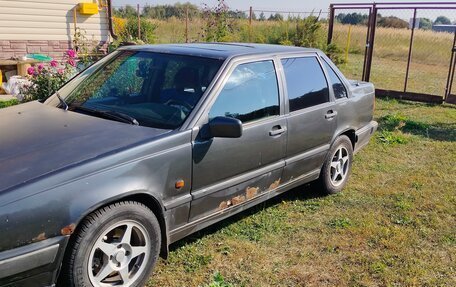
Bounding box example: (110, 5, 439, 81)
(209, 60, 279, 124)
(322, 58, 348, 99)
(281, 57, 329, 112)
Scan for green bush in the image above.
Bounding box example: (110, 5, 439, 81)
(121, 17, 157, 43)
(294, 16, 325, 49)
(201, 0, 235, 42)
(324, 43, 346, 65)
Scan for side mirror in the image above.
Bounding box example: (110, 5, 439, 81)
(208, 116, 243, 138)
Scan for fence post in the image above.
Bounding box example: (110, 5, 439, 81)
(404, 8, 417, 92)
(445, 30, 456, 100)
(137, 4, 141, 40)
(345, 25, 352, 64)
(249, 6, 253, 42)
(185, 6, 189, 43)
(327, 4, 334, 45)
(364, 4, 377, 83)
(361, 7, 372, 80)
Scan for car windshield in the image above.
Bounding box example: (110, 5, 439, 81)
(61, 51, 223, 129)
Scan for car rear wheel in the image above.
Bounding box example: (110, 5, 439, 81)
(59, 201, 161, 287)
(319, 135, 353, 194)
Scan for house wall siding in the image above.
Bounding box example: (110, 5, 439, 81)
(0, 0, 110, 58)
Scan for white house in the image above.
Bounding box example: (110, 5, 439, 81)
(0, 0, 113, 59)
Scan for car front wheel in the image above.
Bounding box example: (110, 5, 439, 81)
(319, 135, 353, 194)
(59, 201, 161, 287)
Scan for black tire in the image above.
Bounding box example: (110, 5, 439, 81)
(58, 201, 161, 287)
(319, 135, 353, 195)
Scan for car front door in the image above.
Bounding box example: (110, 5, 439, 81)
(189, 59, 287, 221)
(280, 55, 337, 183)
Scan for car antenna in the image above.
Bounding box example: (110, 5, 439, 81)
(56, 92, 68, 111)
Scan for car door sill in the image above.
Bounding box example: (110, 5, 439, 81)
(169, 168, 320, 243)
(285, 144, 330, 165)
(191, 160, 285, 200)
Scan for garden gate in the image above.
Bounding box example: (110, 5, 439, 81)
(327, 2, 456, 104)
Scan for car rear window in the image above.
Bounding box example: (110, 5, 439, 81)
(281, 57, 329, 111)
(321, 58, 348, 99)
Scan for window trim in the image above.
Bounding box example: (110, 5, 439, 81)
(279, 55, 331, 115)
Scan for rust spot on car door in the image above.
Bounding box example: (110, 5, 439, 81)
(246, 187, 259, 199)
(32, 232, 46, 242)
(61, 223, 76, 235)
(231, 195, 246, 206)
(268, 178, 281, 190)
(219, 200, 231, 210)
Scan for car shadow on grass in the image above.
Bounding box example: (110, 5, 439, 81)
(169, 183, 325, 252)
(377, 114, 456, 142)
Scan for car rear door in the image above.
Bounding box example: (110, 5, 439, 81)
(280, 55, 337, 182)
(189, 58, 287, 221)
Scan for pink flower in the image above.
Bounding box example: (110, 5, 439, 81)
(67, 58, 76, 67)
(38, 64, 44, 71)
(66, 49, 76, 58)
(50, 60, 58, 67)
(58, 68, 64, 75)
(27, 66, 35, 75)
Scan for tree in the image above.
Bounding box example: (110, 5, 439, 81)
(141, 3, 199, 20)
(419, 18, 433, 30)
(202, 0, 234, 42)
(113, 5, 137, 18)
(227, 10, 247, 19)
(434, 16, 452, 25)
(377, 16, 408, 29)
(268, 13, 283, 21)
(258, 12, 266, 21)
(336, 12, 368, 25)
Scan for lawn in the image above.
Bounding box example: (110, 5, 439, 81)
(149, 98, 456, 287)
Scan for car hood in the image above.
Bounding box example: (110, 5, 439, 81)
(0, 101, 171, 192)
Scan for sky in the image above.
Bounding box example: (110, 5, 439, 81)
(112, 0, 456, 21)
(112, 0, 452, 12)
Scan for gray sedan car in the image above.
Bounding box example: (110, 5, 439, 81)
(0, 43, 377, 287)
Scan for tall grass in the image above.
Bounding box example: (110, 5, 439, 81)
(332, 24, 454, 65)
(330, 24, 453, 95)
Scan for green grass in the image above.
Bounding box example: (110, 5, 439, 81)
(0, 99, 19, 109)
(148, 98, 456, 287)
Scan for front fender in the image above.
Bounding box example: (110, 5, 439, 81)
(0, 130, 192, 253)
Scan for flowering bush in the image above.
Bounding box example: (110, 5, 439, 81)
(22, 49, 78, 102)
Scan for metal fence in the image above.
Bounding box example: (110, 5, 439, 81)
(110, 4, 328, 44)
(328, 2, 456, 104)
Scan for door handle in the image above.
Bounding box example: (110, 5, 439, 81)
(325, 110, 338, 120)
(269, 125, 287, 136)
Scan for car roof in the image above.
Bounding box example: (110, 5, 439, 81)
(119, 43, 320, 60)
